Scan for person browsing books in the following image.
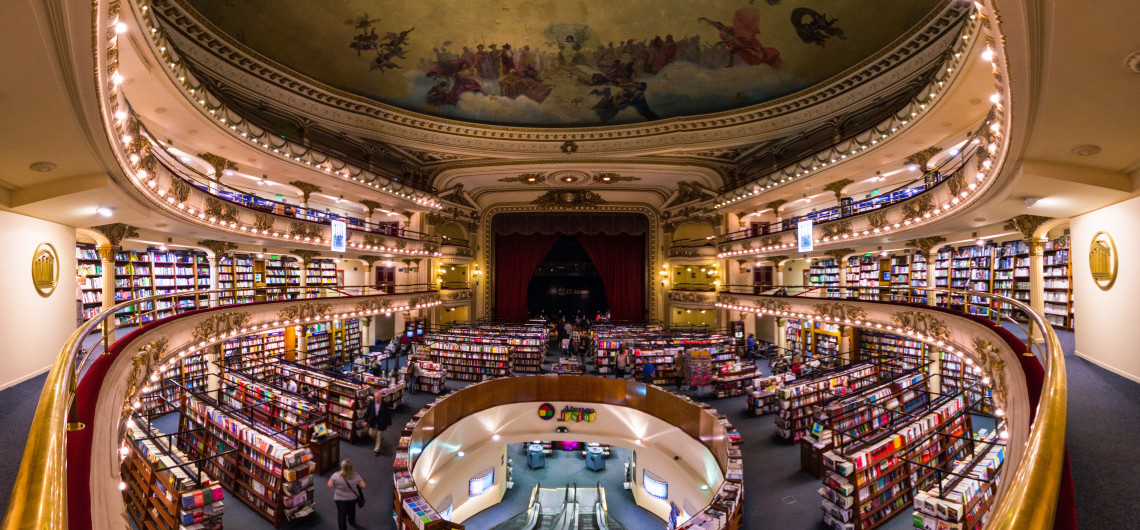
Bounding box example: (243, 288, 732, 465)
(328, 459, 365, 530)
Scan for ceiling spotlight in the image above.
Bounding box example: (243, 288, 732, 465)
(1023, 196, 1041, 208)
(906, 164, 920, 172)
(95, 207, 114, 217)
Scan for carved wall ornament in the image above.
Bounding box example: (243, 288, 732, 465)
(947, 171, 967, 197)
(446, 290, 474, 302)
(192, 312, 252, 342)
(972, 338, 1008, 407)
(359, 199, 382, 218)
(593, 172, 639, 183)
(675, 181, 713, 204)
(770, 255, 790, 265)
(689, 146, 751, 161)
(906, 146, 943, 172)
(440, 185, 475, 208)
(813, 303, 867, 321)
(93, 223, 139, 247)
(31, 243, 59, 298)
(292, 249, 321, 264)
(169, 178, 192, 203)
(1003, 215, 1052, 241)
(289, 221, 323, 239)
(765, 199, 788, 214)
(560, 140, 579, 154)
(890, 311, 949, 340)
(276, 303, 333, 322)
(204, 197, 239, 223)
(287, 180, 323, 204)
(531, 190, 607, 208)
(196, 240, 237, 256)
(754, 298, 791, 313)
(821, 220, 852, 238)
(363, 234, 387, 248)
(761, 236, 782, 248)
(823, 178, 855, 201)
(198, 153, 237, 177)
(254, 214, 275, 232)
(868, 210, 888, 230)
(901, 194, 934, 221)
(498, 173, 547, 184)
(824, 248, 855, 262)
(905, 236, 947, 257)
(120, 337, 169, 439)
(355, 298, 394, 313)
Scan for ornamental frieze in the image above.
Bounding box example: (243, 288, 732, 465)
(668, 291, 715, 304)
(972, 338, 1009, 408)
(355, 298, 394, 313)
(191, 312, 252, 342)
(890, 311, 949, 341)
(276, 303, 332, 322)
(813, 303, 866, 321)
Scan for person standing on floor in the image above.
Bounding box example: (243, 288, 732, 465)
(405, 361, 418, 394)
(328, 459, 366, 530)
(364, 390, 391, 455)
(615, 348, 628, 378)
(642, 360, 656, 385)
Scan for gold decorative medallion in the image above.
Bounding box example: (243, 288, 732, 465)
(1089, 231, 1117, 291)
(31, 243, 59, 297)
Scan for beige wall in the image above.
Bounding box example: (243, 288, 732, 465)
(1071, 196, 1140, 381)
(0, 210, 77, 389)
(783, 259, 809, 286)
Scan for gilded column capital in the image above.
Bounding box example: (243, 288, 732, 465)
(1029, 238, 1046, 256)
(95, 244, 119, 262)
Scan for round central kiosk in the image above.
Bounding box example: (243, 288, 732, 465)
(392, 375, 744, 529)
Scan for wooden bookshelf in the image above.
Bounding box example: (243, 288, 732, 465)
(1043, 236, 1073, 330)
(275, 361, 371, 443)
(808, 258, 842, 296)
(300, 323, 334, 369)
(425, 332, 513, 381)
(178, 393, 317, 526)
(819, 394, 971, 530)
(121, 419, 225, 530)
(775, 362, 878, 441)
(913, 429, 1005, 530)
(222, 329, 286, 380)
(711, 361, 757, 398)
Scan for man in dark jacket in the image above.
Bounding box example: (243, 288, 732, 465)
(364, 391, 392, 455)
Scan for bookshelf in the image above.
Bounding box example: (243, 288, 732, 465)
(263, 257, 301, 301)
(121, 419, 225, 530)
(889, 255, 910, 292)
(913, 429, 1005, 530)
(305, 259, 339, 289)
(819, 394, 971, 530)
(992, 240, 1029, 319)
(425, 332, 513, 381)
(857, 330, 930, 378)
(411, 360, 447, 393)
(301, 323, 333, 369)
(76, 243, 213, 324)
(340, 318, 363, 365)
(845, 257, 861, 298)
(275, 361, 372, 443)
(218, 254, 256, 305)
(633, 344, 681, 386)
(949, 244, 995, 318)
(933, 248, 952, 306)
(808, 258, 842, 296)
(178, 393, 317, 525)
(441, 323, 547, 374)
(222, 328, 286, 380)
(218, 371, 322, 447)
(75, 243, 104, 320)
(1043, 236, 1073, 330)
(909, 253, 929, 303)
(808, 371, 930, 451)
(711, 360, 757, 398)
(775, 362, 878, 440)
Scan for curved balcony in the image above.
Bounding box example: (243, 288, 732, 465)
(440, 238, 475, 261)
(667, 238, 718, 261)
(715, 284, 1067, 529)
(125, 0, 442, 205)
(113, 110, 444, 258)
(665, 288, 718, 309)
(717, 141, 997, 258)
(2, 283, 441, 529)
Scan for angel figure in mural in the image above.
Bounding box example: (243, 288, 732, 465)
(345, 13, 415, 73)
(590, 82, 658, 123)
(699, 7, 782, 69)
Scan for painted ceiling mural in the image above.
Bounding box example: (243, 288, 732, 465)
(184, 0, 943, 127)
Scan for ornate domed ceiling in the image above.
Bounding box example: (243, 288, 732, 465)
(181, 0, 944, 127)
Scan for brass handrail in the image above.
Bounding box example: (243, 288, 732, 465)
(0, 284, 437, 530)
(719, 284, 1067, 529)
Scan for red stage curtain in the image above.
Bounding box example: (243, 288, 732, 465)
(576, 234, 645, 321)
(495, 233, 561, 320)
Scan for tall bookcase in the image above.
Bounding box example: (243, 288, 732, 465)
(275, 361, 372, 443)
(808, 258, 842, 296)
(992, 240, 1029, 319)
(222, 328, 286, 379)
(774, 362, 878, 440)
(77, 243, 214, 325)
(305, 259, 338, 289)
(75, 244, 103, 321)
(1043, 236, 1073, 329)
(425, 333, 514, 381)
(178, 393, 317, 525)
(121, 420, 225, 530)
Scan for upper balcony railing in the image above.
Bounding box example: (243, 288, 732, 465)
(720, 138, 981, 246)
(667, 237, 718, 259)
(716, 283, 1068, 529)
(1, 284, 441, 529)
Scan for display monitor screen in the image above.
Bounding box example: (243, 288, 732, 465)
(468, 469, 494, 497)
(643, 470, 668, 500)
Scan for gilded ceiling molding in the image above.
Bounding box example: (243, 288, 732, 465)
(821, 221, 853, 239)
(823, 178, 855, 201)
(204, 197, 239, 223)
(530, 190, 607, 209)
(824, 248, 856, 262)
(890, 311, 950, 341)
(905, 236, 948, 257)
(92, 223, 139, 247)
(972, 337, 1009, 408)
(197, 152, 236, 177)
(592, 172, 639, 184)
(149, 0, 968, 151)
(196, 239, 237, 256)
(906, 146, 943, 172)
(292, 249, 322, 264)
(355, 298, 395, 313)
(1003, 215, 1052, 241)
(120, 337, 169, 439)
(498, 173, 547, 185)
(288, 181, 322, 204)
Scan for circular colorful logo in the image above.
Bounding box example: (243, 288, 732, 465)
(537, 403, 556, 421)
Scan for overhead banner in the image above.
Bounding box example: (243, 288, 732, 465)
(797, 219, 814, 253)
(330, 219, 347, 252)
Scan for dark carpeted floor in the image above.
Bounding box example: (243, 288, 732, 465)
(3, 329, 1138, 529)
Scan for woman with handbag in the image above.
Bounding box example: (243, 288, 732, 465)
(327, 459, 366, 529)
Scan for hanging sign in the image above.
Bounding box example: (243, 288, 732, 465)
(797, 219, 814, 253)
(330, 219, 347, 252)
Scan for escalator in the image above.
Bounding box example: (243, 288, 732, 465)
(499, 482, 622, 530)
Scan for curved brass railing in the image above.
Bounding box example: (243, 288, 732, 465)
(1, 284, 437, 530)
(719, 284, 1068, 529)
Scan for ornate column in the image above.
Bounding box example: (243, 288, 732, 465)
(207, 256, 220, 307)
(96, 244, 118, 315)
(197, 241, 237, 307)
(360, 316, 374, 350)
(1028, 237, 1047, 344)
(775, 317, 788, 355)
(906, 237, 946, 307)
